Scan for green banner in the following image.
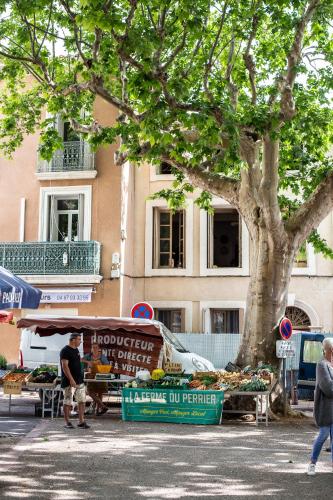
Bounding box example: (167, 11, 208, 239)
(122, 388, 224, 425)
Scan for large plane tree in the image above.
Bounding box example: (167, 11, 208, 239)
(0, 0, 332, 368)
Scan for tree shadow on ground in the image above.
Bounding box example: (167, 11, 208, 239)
(0, 416, 331, 500)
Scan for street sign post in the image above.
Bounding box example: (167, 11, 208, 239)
(277, 317, 294, 416)
(131, 302, 154, 320)
(276, 340, 296, 358)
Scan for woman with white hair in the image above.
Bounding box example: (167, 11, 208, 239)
(307, 337, 333, 475)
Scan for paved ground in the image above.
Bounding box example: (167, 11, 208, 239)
(0, 413, 332, 500)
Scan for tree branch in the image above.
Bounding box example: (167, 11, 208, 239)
(286, 170, 333, 245)
(114, 143, 240, 205)
(69, 118, 103, 135)
(225, 36, 238, 108)
(270, 0, 321, 121)
(0, 47, 36, 64)
(36, 1, 53, 58)
(204, 1, 228, 98)
(162, 155, 240, 206)
(59, 0, 89, 66)
(258, 136, 286, 243)
(243, 10, 260, 105)
(161, 28, 188, 71)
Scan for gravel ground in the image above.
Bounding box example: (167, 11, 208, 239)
(0, 414, 331, 500)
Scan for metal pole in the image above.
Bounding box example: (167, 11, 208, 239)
(282, 357, 287, 416)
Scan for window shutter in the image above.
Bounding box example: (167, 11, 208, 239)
(207, 212, 214, 268)
(78, 193, 85, 240)
(48, 195, 57, 242)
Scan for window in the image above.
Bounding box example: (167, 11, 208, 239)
(210, 309, 240, 334)
(208, 209, 240, 268)
(285, 306, 311, 331)
(154, 309, 184, 333)
(303, 341, 323, 363)
(39, 186, 92, 242)
(153, 209, 185, 268)
(294, 244, 307, 268)
(48, 195, 84, 242)
(292, 243, 316, 276)
(63, 121, 80, 142)
(157, 162, 173, 175)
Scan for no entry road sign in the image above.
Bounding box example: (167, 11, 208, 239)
(131, 302, 154, 320)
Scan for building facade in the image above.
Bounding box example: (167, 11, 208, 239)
(1, 102, 333, 364)
(120, 162, 333, 336)
(0, 99, 122, 362)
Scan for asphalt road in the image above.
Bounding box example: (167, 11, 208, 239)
(0, 416, 38, 436)
(0, 415, 331, 500)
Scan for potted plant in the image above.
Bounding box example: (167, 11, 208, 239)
(0, 354, 7, 369)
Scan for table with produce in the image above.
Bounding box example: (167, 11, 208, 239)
(0, 368, 32, 413)
(26, 365, 58, 388)
(0, 365, 59, 415)
(122, 365, 274, 425)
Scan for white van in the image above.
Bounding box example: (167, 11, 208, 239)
(19, 317, 215, 373)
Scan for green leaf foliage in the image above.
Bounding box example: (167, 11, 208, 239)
(0, 0, 332, 256)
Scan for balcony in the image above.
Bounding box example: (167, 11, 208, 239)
(0, 241, 102, 284)
(36, 141, 97, 180)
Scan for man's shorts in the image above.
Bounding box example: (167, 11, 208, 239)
(63, 384, 86, 406)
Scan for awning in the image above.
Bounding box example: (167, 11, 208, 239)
(17, 315, 162, 338)
(0, 266, 42, 310)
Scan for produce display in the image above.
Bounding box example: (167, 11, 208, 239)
(124, 364, 274, 393)
(28, 365, 58, 385)
(189, 365, 274, 392)
(2, 369, 31, 383)
(125, 374, 189, 389)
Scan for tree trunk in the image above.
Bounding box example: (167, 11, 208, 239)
(236, 225, 294, 368)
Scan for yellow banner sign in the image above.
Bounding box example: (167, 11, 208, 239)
(3, 381, 22, 395)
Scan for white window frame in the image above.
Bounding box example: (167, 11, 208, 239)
(39, 185, 92, 242)
(149, 300, 193, 333)
(150, 164, 175, 182)
(200, 300, 246, 334)
(291, 243, 316, 276)
(145, 199, 194, 276)
(200, 198, 250, 276)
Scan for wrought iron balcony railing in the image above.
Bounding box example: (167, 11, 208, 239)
(37, 141, 95, 173)
(0, 241, 101, 275)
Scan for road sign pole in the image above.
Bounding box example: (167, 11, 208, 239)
(282, 357, 287, 416)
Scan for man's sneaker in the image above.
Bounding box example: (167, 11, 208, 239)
(77, 421, 90, 429)
(64, 422, 74, 429)
(307, 463, 316, 476)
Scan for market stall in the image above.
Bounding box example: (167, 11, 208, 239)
(122, 366, 274, 426)
(14, 317, 274, 425)
(15, 316, 165, 417)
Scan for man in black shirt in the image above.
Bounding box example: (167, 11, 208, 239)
(60, 332, 90, 429)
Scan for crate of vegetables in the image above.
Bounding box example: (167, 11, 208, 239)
(2, 368, 32, 384)
(26, 365, 58, 388)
